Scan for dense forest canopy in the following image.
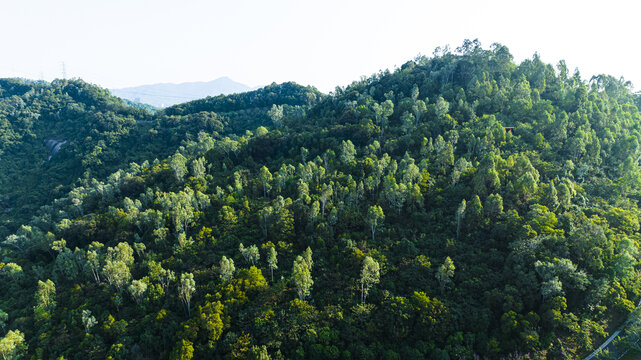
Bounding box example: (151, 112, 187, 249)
(2, 40, 641, 359)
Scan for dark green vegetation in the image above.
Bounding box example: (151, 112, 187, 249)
(2, 40, 641, 359)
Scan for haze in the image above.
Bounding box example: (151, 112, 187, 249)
(1, 0, 639, 93)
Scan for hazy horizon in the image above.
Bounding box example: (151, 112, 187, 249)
(1, 0, 640, 93)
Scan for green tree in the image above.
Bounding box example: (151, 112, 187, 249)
(267, 104, 284, 128)
(219, 256, 235, 282)
(412, 99, 427, 126)
(240, 243, 260, 266)
(170, 339, 194, 360)
(191, 157, 207, 179)
(0, 330, 25, 360)
(128, 279, 148, 305)
(292, 255, 313, 300)
(35, 279, 56, 312)
(360, 256, 380, 303)
(456, 200, 466, 241)
(170, 153, 188, 182)
(267, 247, 278, 282)
(319, 183, 333, 217)
(179, 273, 196, 316)
(401, 111, 415, 135)
(81, 309, 97, 333)
(259, 206, 273, 238)
(258, 166, 273, 197)
(367, 205, 385, 241)
(435, 96, 450, 117)
(0, 310, 7, 334)
(102, 243, 134, 291)
(340, 140, 357, 165)
(436, 257, 455, 293)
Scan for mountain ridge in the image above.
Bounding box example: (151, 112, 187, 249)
(110, 76, 253, 107)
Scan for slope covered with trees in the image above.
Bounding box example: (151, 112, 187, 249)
(0, 79, 320, 239)
(2, 41, 641, 359)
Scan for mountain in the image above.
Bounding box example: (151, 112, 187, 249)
(2, 41, 641, 360)
(0, 78, 320, 238)
(110, 77, 252, 108)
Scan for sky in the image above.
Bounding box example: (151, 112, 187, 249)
(1, 0, 639, 93)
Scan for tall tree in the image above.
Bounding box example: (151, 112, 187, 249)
(366, 205, 385, 241)
(267, 247, 278, 282)
(292, 256, 313, 300)
(258, 166, 273, 197)
(456, 200, 466, 241)
(35, 279, 56, 312)
(81, 310, 97, 333)
(179, 273, 196, 316)
(128, 279, 148, 305)
(360, 256, 380, 303)
(436, 257, 455, 293)
(219, 256, 235, 282)
(0, 310, 7, 334)
(267, 104, 284, 128)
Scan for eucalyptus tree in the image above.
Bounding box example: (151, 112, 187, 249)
(179, 273, 196, 316)
(292, 255, 313, 300)
(360, 256, 380, 303)
(219, 256, 235, 282)
(366, 205, 385, 241)
(267, 247, 278, 282)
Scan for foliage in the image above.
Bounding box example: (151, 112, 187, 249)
(1, 41, 641, 359)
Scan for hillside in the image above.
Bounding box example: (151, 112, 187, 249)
(2, 41, 641, 359)
(110, 77, 253, 108)
(0, 79, 320, 239)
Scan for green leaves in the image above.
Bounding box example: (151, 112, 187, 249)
(179, 273, 196, 316)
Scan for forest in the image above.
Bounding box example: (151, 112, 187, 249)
(2, 40, 641, 359)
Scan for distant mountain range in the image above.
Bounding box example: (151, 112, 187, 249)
(110, 76, 253, 107)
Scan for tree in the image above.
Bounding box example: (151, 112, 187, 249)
(456, 200, 466, 241)
(85, 242, 104, 283)
(340, 140, 357, 165)
(128, 279, 148, 305)
(170, 339, 194, 360)
(435, 96, 450, 117)
(292, 255, 313, 300)
(219, 256, 235, 282)
(267, 104, 284, 128)
(367, 205, 385, 241)
(412, 99, 427, 126)
(82, 309, 97, 333)
(258, 166, 272, 197)
(319, 183, 333, 217)
(267, 247, 278, 282)
(259, 206, 273, 238)
(372, 100, 394, 132)
(170, 153, 188, 182)
(191, 157, 207, 179)
(0, 330, 25, 360)
(35, 279, 56, 312)
(179, 273, 196, 316)
(401, 112, 415, 134)
(0, 310, 7, 334)
(240, 243, 260, 266)
(360, 256, 380, 303)
(102, 242, 134, 291)
(436, 257, 455, 293)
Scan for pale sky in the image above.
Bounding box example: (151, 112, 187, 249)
(1, 0, 639, 93)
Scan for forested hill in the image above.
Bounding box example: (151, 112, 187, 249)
(2, 41, 641, 359)
(0, 79, 320, 238)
